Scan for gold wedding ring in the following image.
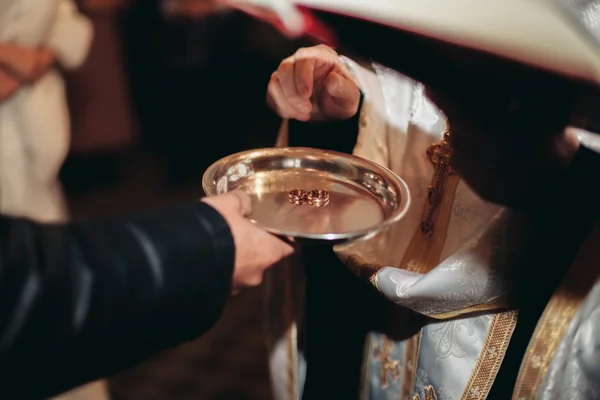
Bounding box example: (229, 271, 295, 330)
(289, 188, 330, 207)
(306, 189, 330, 207)
(288, 189, 307, 205)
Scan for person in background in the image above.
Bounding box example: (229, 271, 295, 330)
(265, 43, 600, 400)
(0, 0, 91, 223)
(0, 190, 293, 398)
(0, 1, 101, 397)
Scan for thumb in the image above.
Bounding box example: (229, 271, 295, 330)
(321, 71, 360, 120)
(271, 235, 295, 259)
(229, 191, 253, 217)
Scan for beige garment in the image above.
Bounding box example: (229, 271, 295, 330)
(54, 382, 111, 400)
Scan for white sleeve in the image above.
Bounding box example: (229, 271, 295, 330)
(47, 0, 94, 70)
(338, 55, 415, 170)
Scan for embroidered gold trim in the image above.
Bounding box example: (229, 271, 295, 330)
(511, 250, 600, 400)
(369, 273, 379, 290)
(460, 310, 518, 400)
(512, 295, 579, 399)
(361, 338, 373, 400)
(426, 295, 515, 320)
(414, 385, 438, 400)
(401, 329, 423, 399)
(283, 261, 298, 400)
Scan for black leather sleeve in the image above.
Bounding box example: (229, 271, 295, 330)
(0, 202, 235, 398)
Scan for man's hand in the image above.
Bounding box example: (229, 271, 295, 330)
(267, 44, 361, 122)
(202, 191, 294, 293)
(425, 86, 580, 210)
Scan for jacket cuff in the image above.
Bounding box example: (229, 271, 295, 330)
(193, 201, 236, 286)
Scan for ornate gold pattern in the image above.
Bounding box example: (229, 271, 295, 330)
(512, 247, 600, 400)
(283, 261, 298, 400)
(461, 310, 518, 400)
(369, 273, 379, 290)
(424, 386, 439, 400)
(427, 295, 515, 320)
(372, 336, 400, 388)
(413, 385, 439, 400)
(402, 330, 423, 399)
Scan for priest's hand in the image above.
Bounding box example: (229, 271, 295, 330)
(202, 192, 294, 294)
(267, 44, 361, 121)
(425, 87, 580, 210)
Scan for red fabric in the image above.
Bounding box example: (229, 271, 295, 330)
(223, 1, 337, 45)
(65, 12, 138, 154)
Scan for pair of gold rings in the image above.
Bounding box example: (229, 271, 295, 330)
(288, 189, 330, 207)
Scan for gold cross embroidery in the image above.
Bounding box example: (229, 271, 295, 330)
(372, 337, 400, 388)
(413, 385, 438, 400)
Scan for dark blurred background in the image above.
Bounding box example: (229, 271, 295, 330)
(61, 1, 309, 398)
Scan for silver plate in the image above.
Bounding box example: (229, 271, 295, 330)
(202, 147, 410, 243)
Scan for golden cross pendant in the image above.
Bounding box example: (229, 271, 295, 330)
(421, 126, 454, 236)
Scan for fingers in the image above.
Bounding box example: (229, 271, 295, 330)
(293, 51, 317, 98)
(276, 237, 295, 259)
(278, 56, 301, 99)
(267, 44, 353, 121)
(292, 45, 346, 99)
(319, 71, 361, 120)
(267, 72, 311, 121)
(293, 45, 339, 96)
(201, 191, 253, 218)
(278, 54, 313, 117)
(251, 227, 294, 262)
(230, 224, 295, 295)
